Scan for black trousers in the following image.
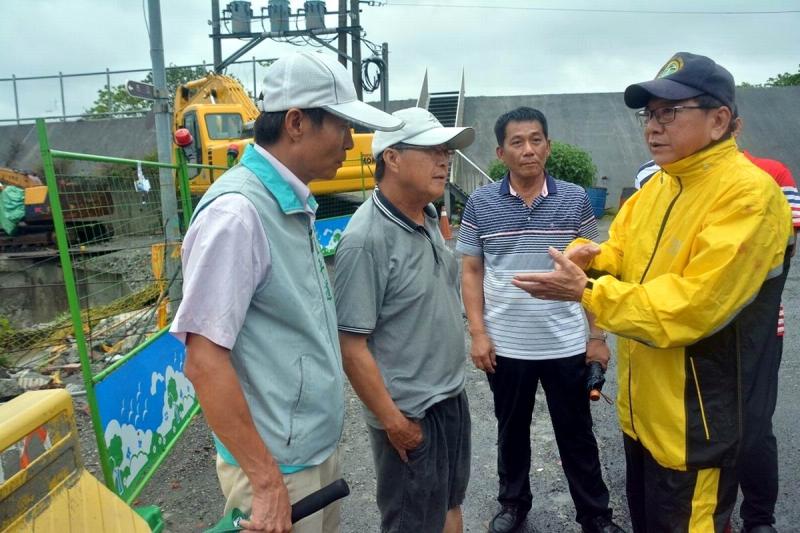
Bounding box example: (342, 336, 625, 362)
(624, 434, 737, 533)
(737, 254, 790, 529)
(738, 333, 782, 529)
(487, 354, 611, 525)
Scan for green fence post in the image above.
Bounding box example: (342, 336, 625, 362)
(175, 147, 193, 230)
(35, 119, 116, 491)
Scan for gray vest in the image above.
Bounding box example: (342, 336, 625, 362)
(192, 145, 344, 466)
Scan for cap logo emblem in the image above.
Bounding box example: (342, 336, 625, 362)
(656, 57, 684, 79)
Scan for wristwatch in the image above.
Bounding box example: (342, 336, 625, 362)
(589, 331, 608, 342)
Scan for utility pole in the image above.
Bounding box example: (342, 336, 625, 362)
(211, 0, 222, 70)
(350, 0, 363, 100)
(337, 0, 348, 67)
(210, 0, 378, 103)
(381, 42, 389, 111)
(148, 0, 182, 312)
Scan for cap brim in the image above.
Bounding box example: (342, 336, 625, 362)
(403, 126, 476, 151)
(624, 78, 704, 109)
(324, 100, 405, 131)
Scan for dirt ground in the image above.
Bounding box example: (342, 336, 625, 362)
(71, 229, 800, 532)
(75, 355, 630, 533)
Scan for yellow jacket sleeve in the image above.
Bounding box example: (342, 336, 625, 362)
(568, 187, 640, 278)
(581, 185, 790, 349)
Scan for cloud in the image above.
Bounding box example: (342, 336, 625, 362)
(1, 1, 798, 119)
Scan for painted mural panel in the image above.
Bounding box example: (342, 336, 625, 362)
(315, 215, 351, 256)
(95, 331, 196, 499)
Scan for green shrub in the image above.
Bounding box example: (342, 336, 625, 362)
(486, 141, 597, 188)
(487, 159, 508, 181)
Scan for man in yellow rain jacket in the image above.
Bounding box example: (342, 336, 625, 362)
(512, 52, 793, 533)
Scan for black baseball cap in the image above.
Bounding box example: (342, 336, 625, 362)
(624, 52, 735, 110)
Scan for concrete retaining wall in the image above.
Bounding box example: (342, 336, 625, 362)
(0, 115, 156, 175)
(458, 86, 800, 207)
(1, 86, 798, 208)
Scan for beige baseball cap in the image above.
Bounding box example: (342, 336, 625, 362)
(258, 52, 404, 131)
(372, 107, 475, 157)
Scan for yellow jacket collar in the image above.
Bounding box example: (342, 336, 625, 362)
(662, 137, 739, 181)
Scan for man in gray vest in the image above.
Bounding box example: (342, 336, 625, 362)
(333, 107, 475, 533)
(170, 52, 402, 533)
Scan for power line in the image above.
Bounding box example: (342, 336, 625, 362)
(385, 2, 800, 15)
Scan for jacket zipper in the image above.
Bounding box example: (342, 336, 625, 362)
(689, 356, 711, 441)
(639, 177, 683, 284)
(628, 177, 684, 436)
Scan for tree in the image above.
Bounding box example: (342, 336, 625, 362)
(765, 64, 800, 87)
(486, 140, 597, 189)
(737, 64, 800, 88)
(84, 65, 211, 119)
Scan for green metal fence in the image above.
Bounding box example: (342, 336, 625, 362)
(28, 119, 230, 503)
(1, 121, 372, 505)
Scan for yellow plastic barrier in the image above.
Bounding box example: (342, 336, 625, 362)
(0, 390, 150, 532)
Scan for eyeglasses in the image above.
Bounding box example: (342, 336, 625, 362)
(392, 143, 454, 158)
(635, 105, 713, 127)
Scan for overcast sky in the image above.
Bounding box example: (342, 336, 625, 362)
(1, 0, 798, 121)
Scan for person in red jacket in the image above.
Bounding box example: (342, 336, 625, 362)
(734, 139, 798, 532)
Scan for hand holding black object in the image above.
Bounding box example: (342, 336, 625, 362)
(586, 361, 611, 403)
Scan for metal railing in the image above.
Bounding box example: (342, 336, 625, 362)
(453, 149, 494, 195)
(1, 56, 276, 125)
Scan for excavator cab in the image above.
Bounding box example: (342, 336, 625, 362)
(172, 73, 377, 198)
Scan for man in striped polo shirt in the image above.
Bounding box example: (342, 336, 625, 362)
(457, 107, 622, 533)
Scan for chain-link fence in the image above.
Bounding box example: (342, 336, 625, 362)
(0, 57, 276, 124)
(0, 149, 181, 368)
(0, 119, 373, 502)
(0, 119, 211, 502)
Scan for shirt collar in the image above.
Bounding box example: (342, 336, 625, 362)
(500, 172, 558, 197)
(373, 188, 437, 233)
(243, 144, 318, 216)
(662, 138, 739, 181)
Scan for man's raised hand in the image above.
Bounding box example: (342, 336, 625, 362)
(564, 243, 601, 271)
(512, 247, 588, 302)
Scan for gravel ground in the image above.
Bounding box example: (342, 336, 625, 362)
(75, 347, 629, 533)
(72, 221, 800, 532)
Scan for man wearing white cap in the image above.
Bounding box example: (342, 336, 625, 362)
(333, 107, 475, 532)
(171, 51, 402, 533)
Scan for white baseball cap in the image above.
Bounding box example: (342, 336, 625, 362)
(258, 52, 404, 132)
(372, 107, 475, 158)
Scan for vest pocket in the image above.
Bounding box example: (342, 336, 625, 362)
(287, 355, 306, 446)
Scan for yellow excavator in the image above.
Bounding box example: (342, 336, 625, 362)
(173, 73, 376, 196)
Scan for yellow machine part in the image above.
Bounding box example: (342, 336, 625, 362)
(190, 130, 376, 196)
(0, 390, 150, 532)
(24, 186, 48, 206)
(173, 74, 377, 197)
(0, 168, 42, 190)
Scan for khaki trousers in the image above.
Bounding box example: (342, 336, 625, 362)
(216, 448, 341, 533)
